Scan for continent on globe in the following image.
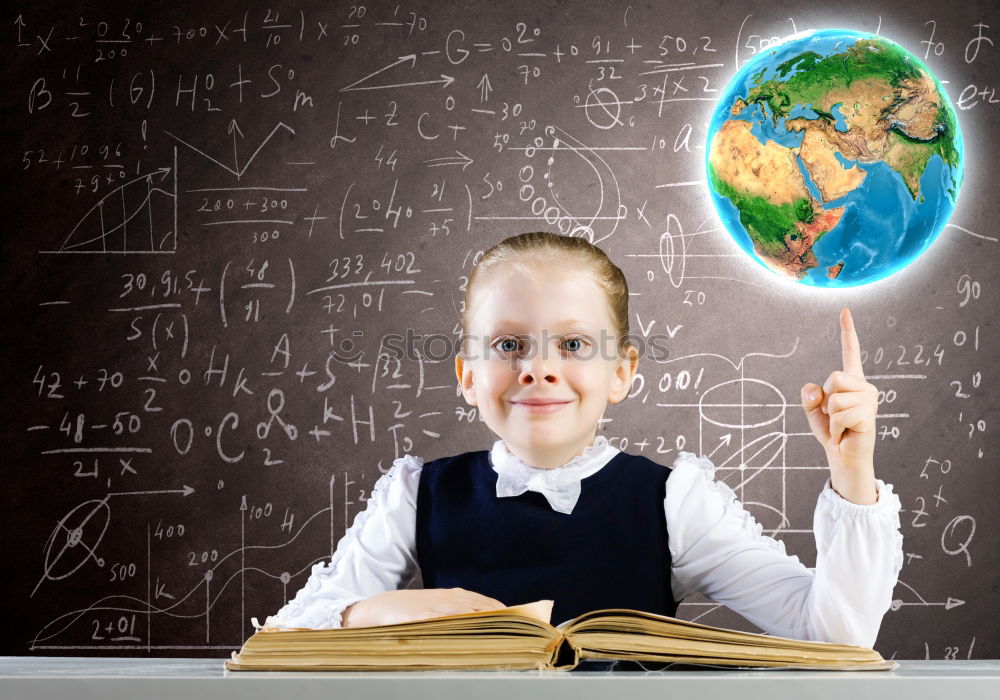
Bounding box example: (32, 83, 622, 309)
(708, 119, 847, 279)
(705, 30, 964, 287)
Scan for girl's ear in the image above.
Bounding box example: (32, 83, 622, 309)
(608, 345, 639, 404)
(455, 354, 477, 406)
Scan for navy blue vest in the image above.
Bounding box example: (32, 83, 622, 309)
(415, 449, 679, 627)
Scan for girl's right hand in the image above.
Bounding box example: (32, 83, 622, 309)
(341, 588, 507, 628)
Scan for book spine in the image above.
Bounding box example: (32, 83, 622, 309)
(547, 633, 580, 670)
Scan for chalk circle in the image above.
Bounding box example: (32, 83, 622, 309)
(699, 378, 786, 430)
(583, 87, 623, 130)
(42, 499, 111, 581)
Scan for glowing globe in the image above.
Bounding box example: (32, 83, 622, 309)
(706, 29, 964, 287)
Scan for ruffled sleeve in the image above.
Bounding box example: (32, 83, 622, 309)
(665, 451, 904, 648)
(259, 454, 424, 629)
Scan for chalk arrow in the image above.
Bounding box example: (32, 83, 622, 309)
(14, 14, 26, 45)
(343, 73, 454, 91)
(228, 119, 244, 173)
(707, 434, 733, 460)
(106, 485, 195, 498)
(341, 54, 456, 92)
(144, 166, 171, 185)
(477, 73, 492, 102)
(424, 151, 473, 171)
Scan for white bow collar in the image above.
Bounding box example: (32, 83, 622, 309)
(488, 435, 620, 514)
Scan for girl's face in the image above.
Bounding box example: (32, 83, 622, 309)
(455, 265, 638, 469)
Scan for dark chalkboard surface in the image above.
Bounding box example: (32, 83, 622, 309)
(4, 0, 998, 660)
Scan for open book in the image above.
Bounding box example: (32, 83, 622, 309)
(225, 600, 896, 671)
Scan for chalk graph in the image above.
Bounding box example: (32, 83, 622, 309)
(42, 149, 178, 255)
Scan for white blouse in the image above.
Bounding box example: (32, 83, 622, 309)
(261, 435, 904, 648)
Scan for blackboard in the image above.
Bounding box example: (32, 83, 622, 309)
(4, 0, 998, 660)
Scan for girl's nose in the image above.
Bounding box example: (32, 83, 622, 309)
(517, 346, 559, 384)
(519, 368, 558, 385)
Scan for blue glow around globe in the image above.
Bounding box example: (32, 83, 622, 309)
(705, 29, 964, 287)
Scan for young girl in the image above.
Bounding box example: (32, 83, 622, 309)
(260, 231, 904, 649)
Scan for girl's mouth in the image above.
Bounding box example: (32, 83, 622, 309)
(510, 400, 571, 414)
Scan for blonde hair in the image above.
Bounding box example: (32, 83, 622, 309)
(461, 231, 632, 359)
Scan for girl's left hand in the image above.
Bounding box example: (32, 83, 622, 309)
(800, 308, 880, 505)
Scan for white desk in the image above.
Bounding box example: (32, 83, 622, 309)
(2, 657, 998, 700)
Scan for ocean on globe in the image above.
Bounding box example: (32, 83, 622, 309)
(705, 29, 964, 287)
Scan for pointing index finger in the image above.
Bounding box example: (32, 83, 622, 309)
(841, 307, 865, 379)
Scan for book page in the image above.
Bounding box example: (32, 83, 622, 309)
(500, 600, 554, 625)
(258, 599, 554, 632)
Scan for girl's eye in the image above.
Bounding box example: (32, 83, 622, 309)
(563, 337, 587, 353)
(496, 337, 520, 353)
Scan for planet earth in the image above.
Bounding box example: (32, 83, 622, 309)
(705, 29, 964, 286)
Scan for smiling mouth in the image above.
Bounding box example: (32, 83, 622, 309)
(510, 400, 571, 414)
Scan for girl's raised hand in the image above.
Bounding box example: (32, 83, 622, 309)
(341, 587, 507, 628)
(800, 308, 880, 505)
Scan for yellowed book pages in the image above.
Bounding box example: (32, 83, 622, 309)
(225, 600, 896, 672)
